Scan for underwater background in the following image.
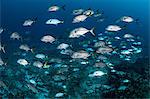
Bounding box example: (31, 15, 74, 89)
(0, 0, 150, 98)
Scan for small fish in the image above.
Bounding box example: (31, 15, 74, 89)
(60, 49, 73, 55)
(94, 9, 104, 17)
(0, 43, 6, 53)
(19, 44, 33, 52)
(88, 71, 107, 77)
(57, 43, 69, 50)
(0, 27, 4, 34)
(115, 36, 121, 40)
(106, 25, 122, 32)
(123, 34, 134, 39)
(10, 32, 22, 40)
(94, 62, 107, 68)
(46, 19, 64, 25)
(41, 35, 55, 43)
(55, 92, 64, 98)
(96, 18, 105, 22)
(72, 9, 84, 15)
(0, 80, 8, 90)
(96, 46, 113, 54)
(48, 5, 65, 12)
(23, 19, 35, 26)
(35, 54, 46, 60)
(33, 61, 43, 68)
(121, 50, 132, 55)
(69, 27, 95, 38)
(27, 84, 38, 93)
(71, 50, 90, 59)
(72, 15, 88, 23)
(121, 16, 134, 23)
(17, 59, 29, 66)
(94, 13, 102, 17)
(83, 8, 94, 16)
(94, 41, 106, 48)
(0, 57, 5, 66)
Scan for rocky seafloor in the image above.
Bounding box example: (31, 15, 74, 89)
(0, 57, 149, 99)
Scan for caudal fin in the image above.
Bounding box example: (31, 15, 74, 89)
(30, 49, 34, 53)
(90, 27, 95, 36)
(61, 21, 64, 23)
(2, 47, 5, 53)
(61, 5, 66, 10)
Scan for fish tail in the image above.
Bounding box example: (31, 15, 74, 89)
(2, 47, 6, 53)
(61, 5, 66, 10)
(30, 49, 34, 53)
(90, 27, 95, 36)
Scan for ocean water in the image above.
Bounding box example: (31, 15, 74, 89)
(0, 0, 149, 98)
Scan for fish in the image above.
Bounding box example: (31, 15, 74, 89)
(0, 27, 4, 34)
(33, 61, 43, 68)
(60, 49, 73, 55)
(96, 18, 105, 22)
(55, 92, 64, 98)
(35, 54, 46, 59)
(115, 36, 121, 40)
(88, 71, 107, 77)
(23, 19, 35, 26)
(94, 13, 102, 17)
(10, 32, 22, 40)
(41, 35, 55, 43)
(106, 25, 122, 32)
(0, 57, 5, 66)
(72, 15, 88, 23)
(83, 8, 94, 16)
(48, 5, 65, 12)
(121, 16, 134, 23)
(94, 62, 107, 68)
(57, 43, 69, 50)
(17, 59, 29, 66)
(123, 34, 134, 38)
(96, 46, 113, 54)
(0, 80, 8, 90)
(27, 84, 38, 93)
(94, 41, 106, 48)
(121, 50, 132, 55)
(71, 50, 90, 59)
(94, 9, 104, 17)
(72, 9, 84, 15)
(69, 27, 95, 38)
(46, 19, 64, 25)
(19, 44, 33, 52)
(0, 43, 6, 53)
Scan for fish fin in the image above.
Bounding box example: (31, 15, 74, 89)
(82, 35, 86, 37)
(4, 62, 7, 66)
(95, 9, 100, 14)
(70, 45, 73, 49)
(30, 49, 34, 53)
(33, 17, 38, 22)
(87, 8, 92, 10)
(90, 27, 95, 36)
(122, 24, 127, 29)
(61, 21, 64, 23)
(61, 5, 66, 10)
(44, 61, 48, 67)
(2, 47, 6, 53)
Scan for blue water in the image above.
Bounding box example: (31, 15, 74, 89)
(0, 0, 149, 98)
(1, 0, 149, 53)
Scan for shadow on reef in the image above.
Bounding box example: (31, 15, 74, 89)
(102, 57, 150, 99)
